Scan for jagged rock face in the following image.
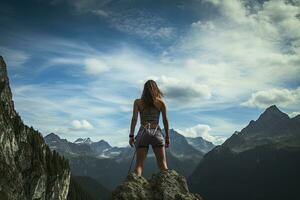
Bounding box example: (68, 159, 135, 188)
(222, 105, 300, 152)
(0, 56, 71, 200)
(111, 169, 203, 200)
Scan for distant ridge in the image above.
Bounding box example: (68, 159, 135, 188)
(44, 128, 210, 190)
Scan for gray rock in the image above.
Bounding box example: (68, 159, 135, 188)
(0, 56, 71, 200)
(111, 169, 203, 200)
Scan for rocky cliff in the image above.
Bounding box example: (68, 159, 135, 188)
(111, 169, 203, 200)
(0, 56, 71, 200)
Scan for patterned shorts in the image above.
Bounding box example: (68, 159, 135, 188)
(134, 125, 165, 149)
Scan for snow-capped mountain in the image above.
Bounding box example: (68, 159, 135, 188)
(44, 130, 213, 189)
(74, 137, 93, 144)
(44, 128, 211, 161)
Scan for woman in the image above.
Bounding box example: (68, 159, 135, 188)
(129, 79, 170, 176)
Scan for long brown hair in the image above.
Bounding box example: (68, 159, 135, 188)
(141, 80, 164, 108)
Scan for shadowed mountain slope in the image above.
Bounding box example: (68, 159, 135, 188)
(188, 105, 300, 200)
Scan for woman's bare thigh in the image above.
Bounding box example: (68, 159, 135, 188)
(136, 147, 148, 165)
(152, 146, 168, 169)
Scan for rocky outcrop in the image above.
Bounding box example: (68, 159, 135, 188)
(111, 169, 203, 200)
(0, 56, 71, 200)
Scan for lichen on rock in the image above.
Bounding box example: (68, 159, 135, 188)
(111, 169, 203, 200)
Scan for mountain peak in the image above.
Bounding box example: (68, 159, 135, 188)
(45, 132, 61, 140)
(293, 114, 300, 120)
(96, 139, 110, 145)
(226, 104, 300, 151)
(258, 105, 289, 121)
(0, 56, 17, 118)
(74, 137, 92, 144)
(0, 56, 8, 89)
(265, 105, 280, 113)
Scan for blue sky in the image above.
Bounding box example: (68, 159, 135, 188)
(0, 0, 300, 146)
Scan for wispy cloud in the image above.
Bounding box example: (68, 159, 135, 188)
(50, 0, 112, 13)
(0, 47, 30, 67)
(109, 9, 176, 41)
(49, 1, 176, 42)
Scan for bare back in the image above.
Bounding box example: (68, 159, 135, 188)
(137, 98, 165, 127)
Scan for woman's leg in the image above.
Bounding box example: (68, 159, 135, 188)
(153, 146, 168, 171)
(134, 147, 148, 176)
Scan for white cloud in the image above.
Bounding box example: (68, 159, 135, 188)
(84, 58, 110, 74)
(163, 0, 300, 106)
(241, 87, 300, 109)
(176, 124, 226, 145)
(204, 0, 247, 23)
(289, 111, 300, 118)
(138, 75, 212, 102)
(71, 119, 93, 130)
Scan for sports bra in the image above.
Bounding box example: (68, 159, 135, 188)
(140, 104, 160, 125)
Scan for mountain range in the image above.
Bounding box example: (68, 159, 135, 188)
(45, 129, 214, 160)
(44, 128, 214, 191)
(188, 105, 300, 200)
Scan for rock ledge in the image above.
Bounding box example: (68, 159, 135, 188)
(111, 169, 203, 200)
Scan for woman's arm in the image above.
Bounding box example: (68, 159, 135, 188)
(161, 100, 170, 142)
(130, 99, 139, 136)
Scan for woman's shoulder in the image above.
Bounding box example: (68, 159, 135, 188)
(155, 97, 164, 104)
(155, 97, 165, 109)
(136, 97, 164, 109)
(134, 98, 142, 104)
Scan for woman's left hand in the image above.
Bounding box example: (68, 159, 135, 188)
(129, 137, 135, 147)
(165, 137, 170, 148)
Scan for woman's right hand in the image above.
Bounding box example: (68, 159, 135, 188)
(165, 137, 170, 148)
